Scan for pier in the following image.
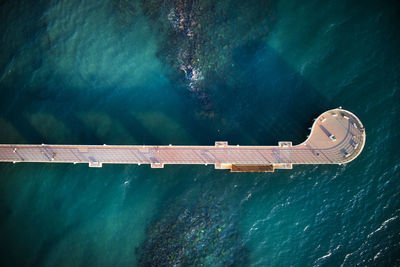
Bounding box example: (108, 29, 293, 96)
(0, 108, 365, 172)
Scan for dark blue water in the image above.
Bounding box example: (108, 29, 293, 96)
(0, 0, 399, 265)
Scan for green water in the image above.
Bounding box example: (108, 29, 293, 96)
(0, 0, 399, 265)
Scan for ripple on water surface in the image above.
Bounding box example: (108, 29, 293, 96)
(0, 0, 400, 266)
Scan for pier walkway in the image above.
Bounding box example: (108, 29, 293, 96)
(0, 108, 366, 172)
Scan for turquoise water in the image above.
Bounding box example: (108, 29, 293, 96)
(0, 0, 399, 265)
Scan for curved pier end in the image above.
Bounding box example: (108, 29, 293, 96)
(0, 108, 365, 173)
(295, 108, 366, 165)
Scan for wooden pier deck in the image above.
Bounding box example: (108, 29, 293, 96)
(0, 108, 366, 172)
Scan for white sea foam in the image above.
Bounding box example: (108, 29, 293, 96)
(319, 252, 332, 260)
(367, 216, 398, 238)
(314, 251, 332, 266)
(341, 252, 353, 266)
(373, 250, 382, 260)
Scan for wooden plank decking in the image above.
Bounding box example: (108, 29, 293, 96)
(0, 108, 366, 172)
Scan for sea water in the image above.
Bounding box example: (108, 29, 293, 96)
(0, 0, 399, 265)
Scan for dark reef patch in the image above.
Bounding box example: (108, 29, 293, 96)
(137, 190, 249, 266)
(137, 0, 278, 120)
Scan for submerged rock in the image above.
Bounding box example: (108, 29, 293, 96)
(133, 0, 277, 120)
(136, 192, 249, 266)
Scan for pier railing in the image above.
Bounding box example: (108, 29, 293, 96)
(0, 108, 365, 172)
